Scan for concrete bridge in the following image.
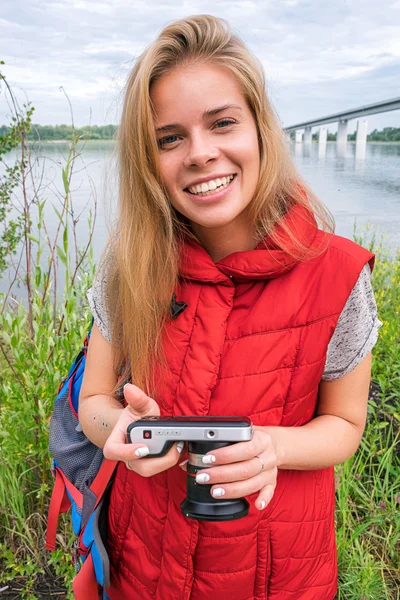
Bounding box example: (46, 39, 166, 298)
(284, 97, 400, 159)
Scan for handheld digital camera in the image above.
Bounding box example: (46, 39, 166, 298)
(127, 416, 253, 522)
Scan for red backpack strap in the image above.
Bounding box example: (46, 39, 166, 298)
(46, 469, 70, 551)
(46, 461, 118, 553)
(46, 467, 83, 551)
(72, 553, 101, 600)
(90, 460, 118, 510)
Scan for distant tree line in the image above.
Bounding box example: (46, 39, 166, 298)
(310, 127, 400, 142)
(0, 123, 117, 141)
(362, 127, 400, 142)
(1, 123, 400, 143)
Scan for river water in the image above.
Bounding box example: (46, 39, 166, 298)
(1, 140, 399, 298)
(292, 141, 400, 251)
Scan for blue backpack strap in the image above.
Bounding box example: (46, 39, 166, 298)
(56, 316, 94, 416)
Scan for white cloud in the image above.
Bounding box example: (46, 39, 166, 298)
(1, 0, 399, 129)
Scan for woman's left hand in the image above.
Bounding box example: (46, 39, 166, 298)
(180, 426, 281, 511)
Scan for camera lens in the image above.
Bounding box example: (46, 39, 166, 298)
(180, 440, 250, 522)
(207, 430, 215, 438)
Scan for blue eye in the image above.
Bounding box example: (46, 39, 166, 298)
(215, 119, 236, 128)
(158, 135, 179, 148)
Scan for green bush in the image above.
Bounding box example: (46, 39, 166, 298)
(0, 277, 94, 598)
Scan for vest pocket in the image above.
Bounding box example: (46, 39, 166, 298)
(254, 521, 271, 600)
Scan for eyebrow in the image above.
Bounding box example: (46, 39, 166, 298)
(155, 104, 243, 133)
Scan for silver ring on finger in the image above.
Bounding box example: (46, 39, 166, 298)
(255, 454, 265, 474)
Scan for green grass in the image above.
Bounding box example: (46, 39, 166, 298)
(0, 284, 93, 599)
(335, 236, 400, 599)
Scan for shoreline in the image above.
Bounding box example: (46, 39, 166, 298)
(28, 139, 400, 144)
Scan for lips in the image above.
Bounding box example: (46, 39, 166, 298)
(184, 173, 237, 193)
(183, 173, 237, 202)
(185, 174, 237, 196)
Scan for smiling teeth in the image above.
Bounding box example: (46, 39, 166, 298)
(188, 175, 235, 195)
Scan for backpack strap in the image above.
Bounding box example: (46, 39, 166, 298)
(45, 460, 118, 552)
(46, 468, 71, 551)
(71, 463, 118, 598)
(46, 466, 83, 551)
(90, 460, 118, 507)
(72, 552, 101, 600)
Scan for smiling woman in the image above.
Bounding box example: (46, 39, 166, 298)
(75, 14, 380, 600)
(151, 63, 261, 260)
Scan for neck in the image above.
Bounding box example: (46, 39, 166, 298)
(190, 217, 258, 263)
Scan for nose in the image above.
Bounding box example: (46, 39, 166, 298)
(183, 131, 220, 168)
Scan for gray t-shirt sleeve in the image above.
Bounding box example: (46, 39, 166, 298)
(322, 263, 382, 380)
(86, 257, 112, 344)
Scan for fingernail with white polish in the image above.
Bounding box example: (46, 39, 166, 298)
(176, 441, 184, 453)
(212, 487, 225, 497)
(202, 454, 216, 464)
(179, 459, 188, 468)
(196, 473, 210, 483)
(259, 500, 266, 510)
(135, 446, 150, 457)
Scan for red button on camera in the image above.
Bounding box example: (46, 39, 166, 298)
(143, 430, 152, 439)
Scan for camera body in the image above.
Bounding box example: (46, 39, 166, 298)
(127, 416, 253, 521)
(127, 415, 252, 456)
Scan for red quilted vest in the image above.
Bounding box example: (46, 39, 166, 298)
(106, 206, 374, 600)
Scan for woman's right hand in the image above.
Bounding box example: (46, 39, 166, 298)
(103, 383, 185, 476)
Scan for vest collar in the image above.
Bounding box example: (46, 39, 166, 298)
(179, 205, 319, 283)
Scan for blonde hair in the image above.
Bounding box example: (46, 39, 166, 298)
(104, 14, 334, 397)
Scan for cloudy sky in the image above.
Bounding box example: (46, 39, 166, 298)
(1, 0, 400, 132)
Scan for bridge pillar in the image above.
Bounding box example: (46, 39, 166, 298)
(304, 126, 312, 144)
(295, 130, 302, 143)
(337, 119, 348, 157)
(318, 126, 327, 159)
(319, 126, 327, 144)
(355, 119, 368, 160)
(337, 119, 348, 145)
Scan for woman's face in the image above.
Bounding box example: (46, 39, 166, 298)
(151, 62, 260, 249)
